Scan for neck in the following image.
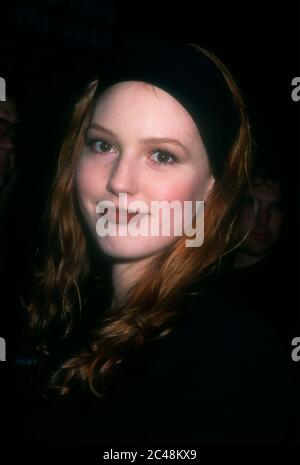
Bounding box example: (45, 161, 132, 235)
(111, 256, 153, 307)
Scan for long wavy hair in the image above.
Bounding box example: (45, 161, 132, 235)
(27, 44, 252, 397)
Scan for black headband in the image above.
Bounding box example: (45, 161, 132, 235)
(96, 40, 240, 178)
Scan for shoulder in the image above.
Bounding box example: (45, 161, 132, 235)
(167, 291, 292, 391)
(163, 292, 294, 443)
(174, 291, 271, 346)
(178, 291, 286, 352)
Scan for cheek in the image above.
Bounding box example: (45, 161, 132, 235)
(270, 213, 283, 233)
(150, 171, 210, 204)
(240, 208, 256, 230)
(155, 183, 188, 203)
(75, 159, 106, 201)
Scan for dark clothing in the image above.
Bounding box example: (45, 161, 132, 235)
(215, 254, 297, 354)
(0, 292, 295, 445)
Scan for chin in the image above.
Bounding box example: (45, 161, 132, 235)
(95, 235, 176, 261)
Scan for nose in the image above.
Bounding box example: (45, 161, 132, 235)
(106, 153, 139, 197)
(255, 206, 269, 230)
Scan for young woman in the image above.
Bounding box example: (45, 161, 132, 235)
(13, 40, 293, 445)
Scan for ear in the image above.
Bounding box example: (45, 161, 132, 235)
(203, 175, 215, 201)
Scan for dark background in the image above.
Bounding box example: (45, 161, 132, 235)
(0, 0, 298, 345)
(0, 0, 299, 449)
(0, 1, 299, 256)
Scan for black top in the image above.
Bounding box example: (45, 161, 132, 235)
(1, 292, 295, 446)
(215, 253, 297, 349)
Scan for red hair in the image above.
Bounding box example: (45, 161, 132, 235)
(27, 45, 252, 397)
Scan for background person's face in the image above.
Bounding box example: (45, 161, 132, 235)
(238, 179, 283, 257)
(75, 81, 214, 261)
(0, 99, 17, 188)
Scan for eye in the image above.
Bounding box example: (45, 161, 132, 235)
(86, 137, 115, 154)
(150, 149, 177, 166)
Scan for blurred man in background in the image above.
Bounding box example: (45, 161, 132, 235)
(234, 171, 284, 269)
(217, 167, 296, 349)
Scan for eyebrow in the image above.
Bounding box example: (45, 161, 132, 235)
(88, 123, 189, 154)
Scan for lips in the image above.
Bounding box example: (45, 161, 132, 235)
(251, 231, 270, 242)
(116, 208, 139, 223)
(99, 208, 141, 224)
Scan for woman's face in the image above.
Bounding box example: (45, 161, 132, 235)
(75, 81, 214, 261)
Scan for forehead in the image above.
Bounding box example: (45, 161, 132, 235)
(247, 180, 281, 202)
(91, 81, 200, 142)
